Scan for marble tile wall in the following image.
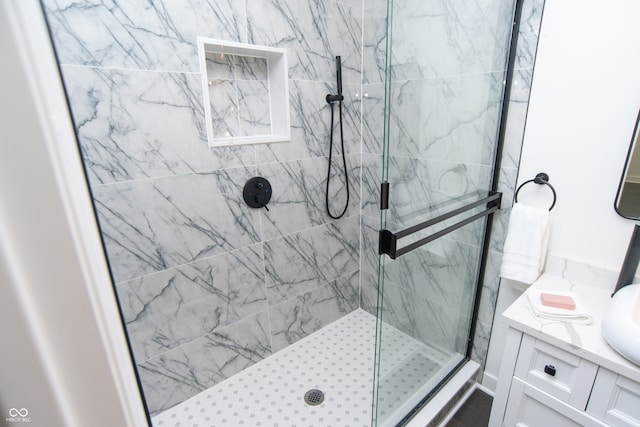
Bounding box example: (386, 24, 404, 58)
(42, 0, 362, 415)
(360, 0, 386, 324)
(205, 53, 272, 139)
(361, 0, 546, 370)
(472, 0, 546, 368)
(42, 0, 544, 416)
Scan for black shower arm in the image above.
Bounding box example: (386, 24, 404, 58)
(326, 56, 344, 104)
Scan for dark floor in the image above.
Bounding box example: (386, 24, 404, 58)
(444, 388, 493, 427)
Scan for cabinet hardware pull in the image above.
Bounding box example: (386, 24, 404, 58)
(544, 364, 556, 376)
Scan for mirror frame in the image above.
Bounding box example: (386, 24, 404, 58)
(615, 109, 640, 220)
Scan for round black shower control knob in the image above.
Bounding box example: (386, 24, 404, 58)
(243, 177, 272, 210)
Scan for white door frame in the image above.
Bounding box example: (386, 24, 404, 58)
(0, 2, 148, 426)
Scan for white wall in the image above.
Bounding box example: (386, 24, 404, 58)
(484, 0, 640, 390)
(0, 2, 147, 426)
(518, 0, 640, 271)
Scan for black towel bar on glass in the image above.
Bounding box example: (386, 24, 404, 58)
(379, 191, 502, 259)
(514, 172, 557, 211)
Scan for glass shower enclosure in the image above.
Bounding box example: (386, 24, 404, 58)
(371, 0, 517, 425)
(37, 0, 521, 423)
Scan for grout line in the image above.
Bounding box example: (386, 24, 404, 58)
(59, 63, 201, 74)
(267, 269, 361, 311)
(116, 213, 360, 286)
(252, 159, 272, 355)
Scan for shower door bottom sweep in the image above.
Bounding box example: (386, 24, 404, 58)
(152, 309, 459, 426)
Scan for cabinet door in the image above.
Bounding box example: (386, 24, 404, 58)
(514, 335, 598, 409)
(503, 378, 607, 427)
(587, 367, 640, 427)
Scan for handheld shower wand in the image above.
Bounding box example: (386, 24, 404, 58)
(325, 56, 350, 219)
(326, 56, 344, 103)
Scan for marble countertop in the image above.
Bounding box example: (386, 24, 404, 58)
(502, 273, 640, 384)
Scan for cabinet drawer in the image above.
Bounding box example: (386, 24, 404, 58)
(514, 335, 598, 409)
(587, 367, 640, 427)
(503, 377, 607, 427)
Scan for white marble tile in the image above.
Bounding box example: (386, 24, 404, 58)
(256, 154, 360, 241)
(387, 72, 505, 166)
(364, 0, 387, 9)
(360, 271, 379, 316)
(385, 156, 493, 229)
(383, 236, 480, 314)
(470, 320, 492, 369)
(514, 0, 545, 70)
(376, 232, 487, 359)
(362, 83, 385, 155)
(329, 84, 363, 157)
(489, 167, 518, 253)
(501, 68, 533, 170)
(338, 0, 364, 10)
(246, 0, 362, 84)
(60, 65, 255, 185)
(477, 250, 503, 326)
(254, 81, 361, 164)
(470, 0, 546, 366)
(379, 281, 464, 356)
(235, 56, 269, 80)
(42, 0, 247, 72)
(388, 0, 514, 80)
(205, 52, 235, 80)
(117, 244, 267, 361)
(137, 310, 272, 415)
(544, 255, 640, 292)
(361, 153, 383, 219)
(269, 271, 359, 351)
(263, 216, 360, 305)
(360, 213, 381, 285)
(92, 167, 261, 282)
(325, 152, 362, 221)
(206, 53, 273, 140)
(209, 79, 241, 138)
(363, 5, 387, 85)
(237, 79, 272, 136)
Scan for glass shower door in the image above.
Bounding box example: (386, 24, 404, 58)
(373, 0, 517, 425)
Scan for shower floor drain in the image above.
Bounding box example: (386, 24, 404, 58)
(304, 389, 325, 406)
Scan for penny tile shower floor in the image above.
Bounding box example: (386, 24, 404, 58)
(152, 309, 451, 427)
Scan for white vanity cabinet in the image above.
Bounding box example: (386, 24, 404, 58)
(488, 276, 640, 427)
(587, 368, 640, 426)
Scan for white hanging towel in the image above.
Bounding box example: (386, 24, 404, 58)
(499, 203, 550, 284)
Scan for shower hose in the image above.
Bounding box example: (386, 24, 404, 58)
(325, 98, 350, 219)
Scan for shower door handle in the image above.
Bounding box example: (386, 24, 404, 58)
(379, 191, 502, 259)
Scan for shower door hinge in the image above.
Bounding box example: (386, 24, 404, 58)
(380, 182, 389, 210)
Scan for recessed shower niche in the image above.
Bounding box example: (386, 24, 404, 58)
(197, 37, 290, 147)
